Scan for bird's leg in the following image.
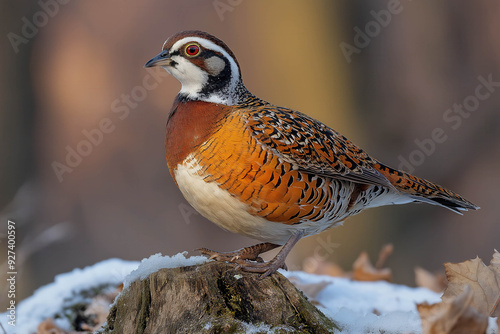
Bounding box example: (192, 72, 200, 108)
(197, 242, 280, 264)
(198, 230, 305, 279)
(238, 230, 305, 279)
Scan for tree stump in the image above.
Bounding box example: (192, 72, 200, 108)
(101, 261, 339, 333)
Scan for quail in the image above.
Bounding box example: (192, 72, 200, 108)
(145, 30, 478, 278)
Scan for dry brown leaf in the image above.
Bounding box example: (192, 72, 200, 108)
(81, 295, 114, 331)
(375, 243, 393, 269)
(288, 276, 331, 301)
(490, 250, 500, 277)
(303, 257, 346, 277)
(81, 287, 121, 330)
(443, 251, 500, 317)
(37, 319, 69, 334)
(415, 266, 447, 293)
(303, 244, 394, 281)
(352, 251, 392, 282)
(418, 286, 488, 334)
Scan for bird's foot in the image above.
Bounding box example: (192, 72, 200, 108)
(196, 248, 264, 264)
(197, 242, 279, 265)
(235, 257, 288, 279)
(197, 245, 286, 278)
(197, 230, 305, 279)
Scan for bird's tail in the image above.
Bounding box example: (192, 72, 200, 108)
(374, 163, 479, 214)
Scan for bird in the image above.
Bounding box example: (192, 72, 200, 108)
(145, 30, 478, 278)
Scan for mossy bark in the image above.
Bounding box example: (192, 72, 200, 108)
(101, 261, 339, 333)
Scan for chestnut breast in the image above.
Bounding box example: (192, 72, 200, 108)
(165, 97, 231, 178)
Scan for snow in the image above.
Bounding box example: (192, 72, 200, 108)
(239, 321, 294, 333)
(1, 258, 139, 334)
(281, 270, 440, 333)
(202, 320, 294, 333)
(123, 252, 207, 289)
(2, 253, 498, 334)
(283, 271, 500, 333)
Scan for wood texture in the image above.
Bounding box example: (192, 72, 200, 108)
(101, 261, 338, 333)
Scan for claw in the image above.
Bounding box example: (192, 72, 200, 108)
(260, 270, 273, 280)
(195, 231, 304, 277)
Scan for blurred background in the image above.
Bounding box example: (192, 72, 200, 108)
(1, 0, 499, 303)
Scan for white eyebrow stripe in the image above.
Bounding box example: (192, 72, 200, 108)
(169, 36, 240, 94)
(170, 37, 229, 59)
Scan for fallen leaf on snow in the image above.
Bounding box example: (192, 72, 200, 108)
(302, 244, 393, 281)
(443, 250, 500, 317)
(415, 266, 447, 293)
(352, 251, 392, 282)
(418, 286, 488, 334)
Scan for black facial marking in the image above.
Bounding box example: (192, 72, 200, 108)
(201, 49, 221, 59)
(198, 55, 233, 97)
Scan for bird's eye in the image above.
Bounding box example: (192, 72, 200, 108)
(185, 43, 200, 57)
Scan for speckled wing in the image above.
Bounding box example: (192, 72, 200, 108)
(246, 104, 393, 188)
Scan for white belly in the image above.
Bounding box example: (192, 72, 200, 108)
(174, 155, 327, 244)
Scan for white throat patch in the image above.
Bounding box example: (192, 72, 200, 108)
(162, 57, 208, 99)
(163, 36, 242, 105)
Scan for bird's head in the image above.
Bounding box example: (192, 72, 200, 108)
(145, 30, 248, 105)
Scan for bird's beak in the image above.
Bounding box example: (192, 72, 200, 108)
(144, 50, 171, 68)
